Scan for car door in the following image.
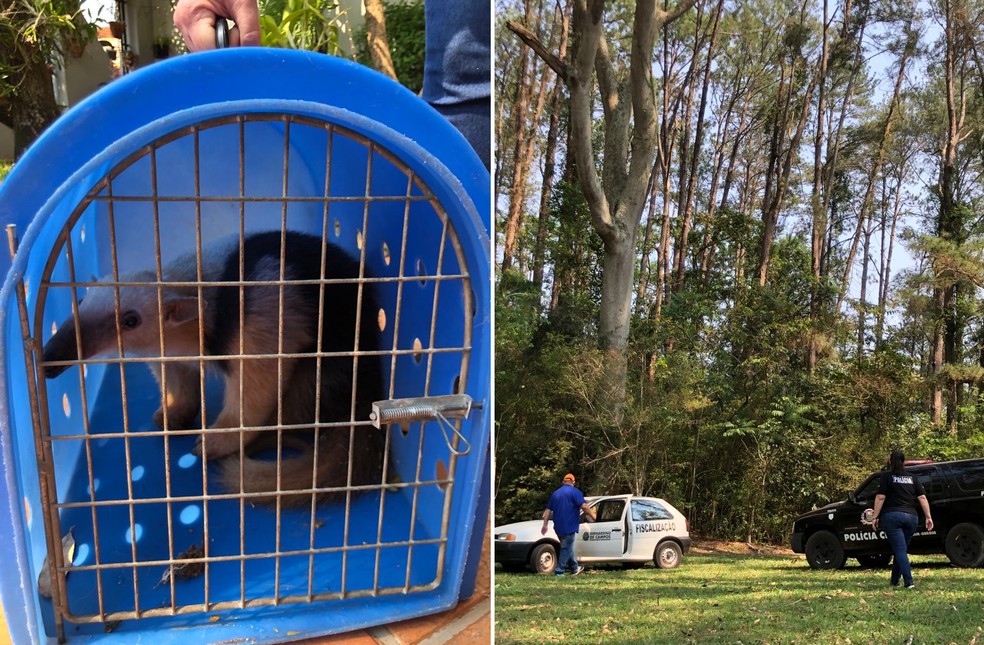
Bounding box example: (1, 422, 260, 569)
(626, 498, 678, 559)
(576, 498, 627, 561)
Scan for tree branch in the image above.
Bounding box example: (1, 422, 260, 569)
(656, 0, 699, 25)
(568, 0, 615, 241)
(506, 20, 568, 81)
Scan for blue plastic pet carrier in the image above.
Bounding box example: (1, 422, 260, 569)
(0, 49, 490, 643)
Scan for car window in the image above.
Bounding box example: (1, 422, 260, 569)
(857, 468, 943, 502)
(631, 499, 672, 521)
(952, 461, 984, 493)
(593, 499, 626, 523)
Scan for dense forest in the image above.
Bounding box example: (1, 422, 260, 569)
(494, 0, 984, 543)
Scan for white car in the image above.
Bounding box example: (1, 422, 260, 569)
(494, 494, 691, 573)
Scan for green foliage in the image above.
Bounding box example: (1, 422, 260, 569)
(495, 208, 943, 543)
(494, 0, 984, 549)
(0, 0, 95, 99)
(0, 161, 12, 182)
(353, 0, 425, 93)
(258, 0, 341, 53)
(496, 553, 984, 644)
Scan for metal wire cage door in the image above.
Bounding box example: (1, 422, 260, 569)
(0, 78, 489, 643)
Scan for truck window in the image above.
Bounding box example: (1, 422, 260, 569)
(952, 461, 984, 493)
(915, 467, 943, 500)
(853, 475, 880, 504)
(631, 499, 672, 521)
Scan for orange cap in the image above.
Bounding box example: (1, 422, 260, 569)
(563, 474, 575, 483)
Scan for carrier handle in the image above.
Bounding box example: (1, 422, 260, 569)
(215, 18, 229, 49)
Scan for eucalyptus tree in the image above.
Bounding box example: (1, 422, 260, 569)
(508, 0, 697, 409)
(914, 0, 984, 430)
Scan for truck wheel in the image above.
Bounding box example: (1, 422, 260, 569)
(945, 523, 984, 568)
(805, 531, 846, 570)
(654, 541, 683, 569)
(856, 554, 892, 569)
(530, 543, 557, 574)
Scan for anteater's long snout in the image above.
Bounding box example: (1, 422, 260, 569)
(42, 320, 79, 379)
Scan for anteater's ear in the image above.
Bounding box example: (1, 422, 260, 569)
(164, 296, 203, 326)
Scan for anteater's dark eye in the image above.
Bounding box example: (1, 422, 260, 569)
(121, 312, 141, 329)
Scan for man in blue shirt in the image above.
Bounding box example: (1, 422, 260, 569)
(541, 473, 596, 576)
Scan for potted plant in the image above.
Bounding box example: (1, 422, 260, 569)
(108, 20, 125, 39)
(153, 36, 170, 59)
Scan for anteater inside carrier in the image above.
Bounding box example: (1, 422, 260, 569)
(0, 95, 485, 643)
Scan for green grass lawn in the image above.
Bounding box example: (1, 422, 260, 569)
(495, 553, 984, 644)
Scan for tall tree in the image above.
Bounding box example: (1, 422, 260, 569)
(757, 4, 820, 287)
(508, 0, 697, 408)
(363, 0, 398, 80)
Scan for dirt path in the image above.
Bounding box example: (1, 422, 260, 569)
(689, 537, 795, 557)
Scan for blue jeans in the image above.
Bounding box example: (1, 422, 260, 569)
(422, 0, 491, 168)
(882, 510, 918, 586)
(555, 533, 579, 574)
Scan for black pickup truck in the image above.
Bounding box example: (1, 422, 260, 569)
(791, 458, 984, 569)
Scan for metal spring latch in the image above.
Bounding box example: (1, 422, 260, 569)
(370, 394, 478, 456)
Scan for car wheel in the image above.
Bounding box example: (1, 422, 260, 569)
(945, 522, 984, 568)
(653, 541, 682, 569)
(856, 554, 892, 569)
(530, 543, 557, 574)
(805, 530, 847, 570)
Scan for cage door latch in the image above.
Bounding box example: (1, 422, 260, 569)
(370, 394, 480, 456)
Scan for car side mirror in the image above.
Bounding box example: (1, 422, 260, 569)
(848, 492, 857, 504)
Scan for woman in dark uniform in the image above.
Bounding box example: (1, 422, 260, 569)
(872, 449, 934, 588)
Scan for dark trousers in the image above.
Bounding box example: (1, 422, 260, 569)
(882, 510, 918, 586)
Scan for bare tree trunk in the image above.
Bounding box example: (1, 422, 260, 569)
(531, 7, 571, 292)
(364, 0, 398, 81)
(857, 213, 872, 361)
(674, 0, 723, 291)
(835, 34, 906, 316)
(701, 93, 750, 280)
(501, 2, 537, 274)
(531, 82, 564, 290)
(758, 63, 818, 287)
(636, 170, 660, 316)
(494, 52, 516, 200)
(876, 167, 905, 348)
(938, 0, 965, 432)
(933, 287, 944, 426)
(549, 144, 579, 314)
(654, 20, 685, 322)
(808, 0, 831, 372)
